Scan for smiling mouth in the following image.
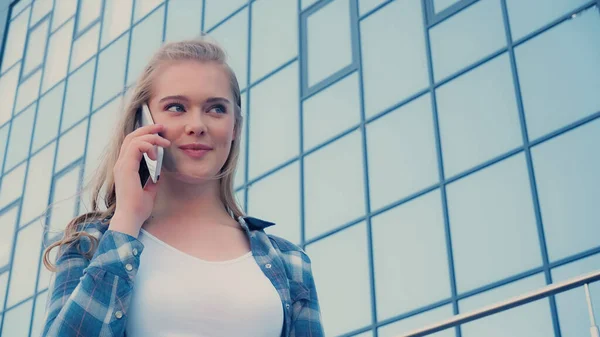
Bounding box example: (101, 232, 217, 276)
(180, 148, 210, 159)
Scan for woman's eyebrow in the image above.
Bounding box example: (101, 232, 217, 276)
(205, 97, 231, 105)
(159, 95, 189, 103)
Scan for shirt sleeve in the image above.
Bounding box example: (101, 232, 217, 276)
(42, 226, 144, 337)
(289, 252, 325, 337)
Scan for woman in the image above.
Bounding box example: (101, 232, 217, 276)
(41, 38, 324, 337)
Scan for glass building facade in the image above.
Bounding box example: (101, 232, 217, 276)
(0, 0, 599, 336)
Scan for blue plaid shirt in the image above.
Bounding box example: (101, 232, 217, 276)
(42, 216, 324, 337)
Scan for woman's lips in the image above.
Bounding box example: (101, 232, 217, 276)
(180, 148, 210, 158)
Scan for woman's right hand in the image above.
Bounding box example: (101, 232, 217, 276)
(109, 124, 171, 237)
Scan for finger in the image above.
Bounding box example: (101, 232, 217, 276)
(123, 124, 165, 148)
(122, 140, 159, 170)
(135, 134, 171, 148)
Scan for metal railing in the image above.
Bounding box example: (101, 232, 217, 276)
(399, 270, 600, 337)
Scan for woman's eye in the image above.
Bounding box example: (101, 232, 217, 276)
(165, 103, 185, 113)
(209, 104, 227, 114)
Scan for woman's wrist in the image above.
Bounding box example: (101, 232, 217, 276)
(108, 212, 143, 238)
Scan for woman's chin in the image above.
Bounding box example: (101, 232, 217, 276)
(162, 169, 218, 184)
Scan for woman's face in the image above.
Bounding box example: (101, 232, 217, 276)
(147, 60, 236, 183)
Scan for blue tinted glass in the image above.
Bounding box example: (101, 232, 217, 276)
(76, 0, 102, 32)
(42, 20, 74, 92)
(367, 94, 438, 210)
(6, 221, 44, 307)
(56, 120, 88, 172)
(49, 165, 82, 233)
(358, 0, 386, 15)
(5, 103, 36, 170)
(70, 23, 99, 71)
(204, 0, 247, 31)
(127, 6, 165, 86)
(436, 53, 522, 177)
(304, 131, 365, 240)
(251, 0, 298, 82)
(515, 7, 600, 140)
(0, 63, 22, 125)
(21, 142, 56, 226)
(532, 119, 600, 262)
(552, 254, 600, 337)
(447, 153, 543, 293)
(30, 0, 53, 26)
(430, 0, 506, 81)
(33, 82, 64, 152)
(15, 69, 42, 112)
(93, 33, 129, 110)
(0, 272, 8, 311)
(62, 60, 95, 132)
(433, 0, 460, 13)
(1, 8, 30, 73)
(372, 190, 451, 320)
(133, 0, 163, 22)
(0, 125, 8, 170)
(378, 305, 455, 337)
(306, 0, 353, 87)
(165, 0, 202, 42)
(303, 72, 361, 151)
(360, 0, 428, 118)
(0, 162, 26, 207)
(30, 291, 49, 337)
(301, 0, 318, 10)
(248, 162, 300, 245)
(0, 206, 18, 266)
(101, 0, 133, 47)
(459, 273, 554, 337)
(52, 0, 77, 31)
(506, 0, 589, 41)
(11, 0, 32, 19)
(248, 63, 298, 179)
(0, 299, 33, 336)
(23, 19, 50, 75)
(210, 8, 249, 90)
(305, 222, 371, 336)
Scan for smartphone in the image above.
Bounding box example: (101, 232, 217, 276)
(136, 104, 164, 187)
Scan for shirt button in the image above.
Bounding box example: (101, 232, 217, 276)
(265, 264, 272, 269)
(286, 304, 290, 309)
(115, 311, 123, 319)
(125, 264, 133, 271)
(132, 248, 138, 256)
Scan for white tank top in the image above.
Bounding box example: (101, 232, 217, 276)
(125, 228, 284, 337)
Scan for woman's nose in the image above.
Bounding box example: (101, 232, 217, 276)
(184, 114, 207, 136)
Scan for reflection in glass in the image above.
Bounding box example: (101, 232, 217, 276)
(307, 0, 353, 87)
(0, 299, 33, 336)
(62, 60, 95, 132)
(430, 0, 505, 81)
(23, 19, 50, 75)
(127, 7, 165, 85)
(70, 23, 99, 71)
(6, 223, 44, 307)
(306, 222, 371, 336)
(0, 207, 18, 266)
(372, 190, 451, 320)
(515, 7, 600, 140)
(0, 63, 21, 124)
(367, 94, 438, 210)
(248, 63, 299, 179)
(532, 119, 600, 261)
(165, 0, 203, 42)
(4, 103, 36, 170)
(33, 82, 64, 152)
(43, 20, 74, 92)
(378, 305, 455, 337)
(93, 33, 129, 110)
(21, 143, 56, 225)
(248, 162, 300, 245)
(1, 8, 30, 73)
(209, 8, 249, 90)
(304, 131, 365, 239)
(447, 153, 542, 292)
(360, 0, 428, 118)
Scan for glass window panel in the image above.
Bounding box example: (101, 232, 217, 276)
(33, 82, 64, 152)
(459, 274, 553, 337)
(23, 19, 50, 75)
(306, 0, 353, 87)
(515, 8, 600, 140)
(165, 0, 202, 42)
(248, 162, 300, 245)
(1, 8, 30, 73)
(0, 63, 22, 125)
(101, 0, 133, 47)
(11, 0, 32, 19)
(37, 247, 56, 292)
(360, 0, 428, 118)
(436, 54, 522, 177)
(434, 0, 460, 13)
(42, 20, 74, 92)
(234, 92, 247, 189)
(209, 8, 248, 90)
(248, 63, 299, 179)
(203, 0, 247, 31)
(134, 0, 164, 22)
(305, 222, 371, 336)
(56, 120, 88, 172)
(127, 7, 165, 86)
(430, 0, 506, 81)
(30, 0, 53, 26)
(0, 299, 33, 336)
(21, 142, 56, 225)
(30, 291, 49, 337)
(378, 305, 455, 337)
(0, 162, 27, 208)
(367, 94, 438, 210)
(76, 0, 102, 32)
(532, 119, 600, 261)
(0, 272, 9, 310)
(303, 72, 361, 151)
(447, 153, 543, 293)
(552, 254, 600, 337)
(506, 0, 589, 41)
(15, 70, 42, 113)
(250, 0, 297, 82)
(0, 125, 8, 170)
(62, 59, 95, 132)
(52, 0, 77, 31)
(70, 23, 99, 71)
(5, 103, 36, 170)
(6, 223, 44, 306)
(373, 190, 451, 320)
(84, 97, 121, 184)
(301, 0, 318, 10)
(358, 0, 386, 15)
(305, 131, 365, 239)
(48, 166, 82, 235)
(93, 33, 129, 110)
(0, 207, 18, 266)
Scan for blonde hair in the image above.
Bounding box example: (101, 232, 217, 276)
(43, 38, 245, 272)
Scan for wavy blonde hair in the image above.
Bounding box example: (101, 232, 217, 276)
(43, 38, 245, 272)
